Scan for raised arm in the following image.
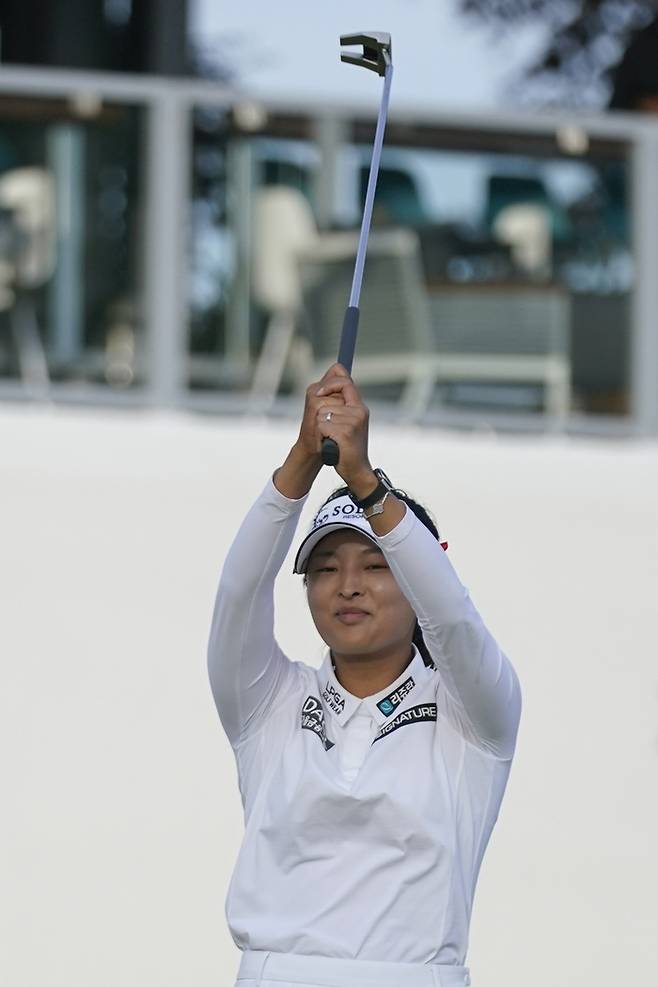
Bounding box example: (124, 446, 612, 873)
(206, 458, 310, 748)
(370, 502, 521, 759)
(315, 367, 521, 761)
(207, 369, 347, 747)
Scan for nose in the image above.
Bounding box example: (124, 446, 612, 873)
(337, 566, 365, 600)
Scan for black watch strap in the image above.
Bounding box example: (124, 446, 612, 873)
(349, 469, 392, 509)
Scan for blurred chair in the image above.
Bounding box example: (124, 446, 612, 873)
(247, 185, 316, 412)
(485, 173, 571, 279)
(0, 167, 56, 398)
(297, 227, 438, 422)
(299, 229, 571, 422)
(359, 166, 429, 227)
(427, 285, 571, 419)
(485, 174, 551, 230)
(493, 204, 552, 278)
(249, 186, 571, 422)
(248, 185, 359, 412)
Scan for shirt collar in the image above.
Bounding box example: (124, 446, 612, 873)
(318, 646, 431, 728)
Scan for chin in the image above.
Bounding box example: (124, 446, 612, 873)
(326, 631, 379, 655)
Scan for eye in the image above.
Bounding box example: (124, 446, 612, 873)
(367, 563, 387, 569)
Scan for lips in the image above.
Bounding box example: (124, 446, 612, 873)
(336, 608, 370, 624)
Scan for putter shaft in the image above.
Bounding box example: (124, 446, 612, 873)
(349, 59, 393, 310)
(322, 33, 393, 467)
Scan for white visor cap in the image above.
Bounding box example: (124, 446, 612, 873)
(293, 492, 449, 574)
(293, 494, 379, 575)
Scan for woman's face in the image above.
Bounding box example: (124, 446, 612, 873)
(305, 529, 416, 659)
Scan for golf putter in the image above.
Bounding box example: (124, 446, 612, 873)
(321, 32, 393, 467)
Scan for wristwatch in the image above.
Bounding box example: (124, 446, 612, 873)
(349, 468, 394, 518)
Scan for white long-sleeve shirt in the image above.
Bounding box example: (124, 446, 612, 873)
(207, 473, 522, 964)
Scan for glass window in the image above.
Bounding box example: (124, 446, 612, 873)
(350, 145, 634, 414)
(341, 142, 632, 416)
(183, 107, 632, 420)
(0, 95, 145, 391)
(186, 119, 320, 395)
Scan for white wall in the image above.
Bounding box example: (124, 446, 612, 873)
(1, 403, 657, 987)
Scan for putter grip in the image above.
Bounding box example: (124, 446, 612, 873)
(321, 436, 339, 466)
(321, 306, 360, 467)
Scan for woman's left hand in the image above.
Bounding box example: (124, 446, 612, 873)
(315, 364, 373, 487)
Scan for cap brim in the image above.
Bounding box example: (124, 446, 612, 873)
(293, 522, 380, 574)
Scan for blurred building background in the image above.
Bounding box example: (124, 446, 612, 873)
(0, 0, 657, 432)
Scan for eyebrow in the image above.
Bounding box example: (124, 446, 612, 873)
(312, 546, 384, 559)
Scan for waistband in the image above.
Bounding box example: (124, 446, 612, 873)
(237, 950, 471, 987)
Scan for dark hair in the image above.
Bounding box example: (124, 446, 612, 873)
(302, 483, 440, 670)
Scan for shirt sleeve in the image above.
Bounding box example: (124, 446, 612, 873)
(206, 472, 310, 748)
(372, 502, 522, 760)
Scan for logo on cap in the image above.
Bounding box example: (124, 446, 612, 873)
(312, 500, 366, 530)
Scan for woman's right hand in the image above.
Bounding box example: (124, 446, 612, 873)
(294, 363, 347, 463)
(273, 365, 348, 499)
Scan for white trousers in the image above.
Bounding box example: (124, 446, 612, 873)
(235, 950, 472, 987)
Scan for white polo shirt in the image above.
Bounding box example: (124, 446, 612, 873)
(207, 473, 522, 965)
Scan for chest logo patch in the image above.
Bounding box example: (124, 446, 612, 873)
(322, 681, 346, 715)
(301, 696, 335, 751)
(372, 703, 437, 743)
(376, 675, 415, 717)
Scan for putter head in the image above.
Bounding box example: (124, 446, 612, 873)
(340, 32, 392, 76)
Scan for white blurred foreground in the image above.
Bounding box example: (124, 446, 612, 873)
(1, 403, 657, 987)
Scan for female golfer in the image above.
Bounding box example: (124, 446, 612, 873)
(208, 362, 522, 987)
